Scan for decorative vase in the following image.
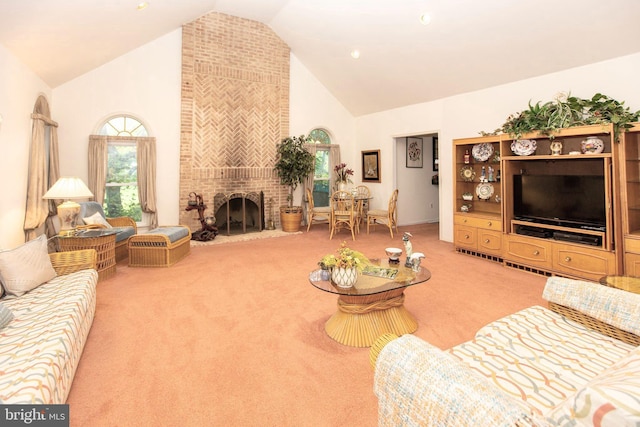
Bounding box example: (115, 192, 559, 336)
(581, 136, 604, 154)
(338, 181, 347, 192)
(331, 267, 358, 288)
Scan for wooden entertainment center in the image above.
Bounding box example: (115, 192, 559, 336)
(453, 123, 640, 281)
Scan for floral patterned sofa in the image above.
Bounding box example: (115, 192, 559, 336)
(0, 239, 97, 404)
(370, 277, 640, 426)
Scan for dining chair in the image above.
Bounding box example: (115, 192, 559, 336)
(330, 191, 357, 241)
(354, 185, 371, 232)
(366, 189, 399, 238)
(305, 187, 331, 232)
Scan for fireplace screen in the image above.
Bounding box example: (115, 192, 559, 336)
(213, 192, 264, 235)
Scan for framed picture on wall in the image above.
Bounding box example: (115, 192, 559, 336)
(362, 150, 381, 183)
(406, 137, 423, 168)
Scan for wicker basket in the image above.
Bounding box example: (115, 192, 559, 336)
(128, 227, 192, 267)
(280, 206, 303, 232)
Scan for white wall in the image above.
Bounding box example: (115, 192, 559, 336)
(53, 30, 183, 230)
(0, 44, 52, 249)
(356, 52, 640, 243)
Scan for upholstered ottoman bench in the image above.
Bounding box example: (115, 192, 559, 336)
(127, 226, 192, 267)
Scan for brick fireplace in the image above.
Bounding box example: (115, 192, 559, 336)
(179, 12, 290, 233)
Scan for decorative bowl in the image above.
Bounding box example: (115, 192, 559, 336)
(385, 247, 402, 260)
(581, 136, 604, 154)
(511, 139, 537, 156)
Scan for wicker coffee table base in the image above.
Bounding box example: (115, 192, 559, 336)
(324, 291, 418, 347)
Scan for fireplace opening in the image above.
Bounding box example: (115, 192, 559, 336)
(213, 192, 264, 236)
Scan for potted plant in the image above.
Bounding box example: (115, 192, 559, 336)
(487, 92, 640, 142)
(274, 134, 315, 232)
(318, 242, 370, 288)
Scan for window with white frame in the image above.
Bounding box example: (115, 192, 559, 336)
(309, 128, 332, 207)
(98, 116, 148, 222)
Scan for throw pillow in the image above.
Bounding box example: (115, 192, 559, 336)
(83, 211, 112, 228)
(0, 235, 57, 296)
(546, 347, 640, 426)
(0, 303, 14, 330)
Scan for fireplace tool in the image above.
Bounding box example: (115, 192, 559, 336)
(265, 197, 276, 230)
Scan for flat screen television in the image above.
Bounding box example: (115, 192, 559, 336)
(513, 174, 606, 230)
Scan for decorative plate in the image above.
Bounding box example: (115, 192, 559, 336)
(472, 143, 494, 162)
(511, 139, 537, 156)
(476, 183, 494, 200)
(460, 165, 475, 182)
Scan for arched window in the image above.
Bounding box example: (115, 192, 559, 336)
(309, 128, 331, 144)
(98, 115, 148, 137)
(308, 128, 333, 207)
(91, 115, 156, 227)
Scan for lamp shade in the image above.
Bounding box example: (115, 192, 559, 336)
(43, 177, 93, 200)
(43, 177, 94, 233)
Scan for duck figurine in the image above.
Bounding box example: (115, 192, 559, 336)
(410, 252, 425, 272)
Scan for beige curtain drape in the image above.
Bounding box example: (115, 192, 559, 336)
(24, 96, 60, 242)
(137, 137, 158, 229)
(303, 144, 318, 223)
(88, 135, 108, 203)
(328, 144, 341, 192)
(44, 126, 60, 238)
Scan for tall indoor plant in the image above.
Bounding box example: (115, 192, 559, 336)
(274, 135, 315, 232)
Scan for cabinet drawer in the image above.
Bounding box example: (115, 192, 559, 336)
(454, 215, 502, 231)
(625, 237, 640, 254)
(553, 244, 616, 281)
(454, 225, 477, 250)
(625, 253, 640, 277)
(504, 235, 552, 269)
(478, 229, 502, 256)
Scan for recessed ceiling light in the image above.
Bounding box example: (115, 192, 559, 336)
(137, 2, 149, 11)
(350, 50, 360, 59)
(420, 13, 431, 25)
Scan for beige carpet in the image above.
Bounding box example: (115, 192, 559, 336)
(190, 229, 302, 246)
(66, 223, 548, 426)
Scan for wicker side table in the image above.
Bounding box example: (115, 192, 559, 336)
(58, 229, 117, 281)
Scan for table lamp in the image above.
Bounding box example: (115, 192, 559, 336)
(43, 177, 94, 235)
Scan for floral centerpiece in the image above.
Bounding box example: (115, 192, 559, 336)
(334, 163, 354, 189)
(319, 242, 369, 288)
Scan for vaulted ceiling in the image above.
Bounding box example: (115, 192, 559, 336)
(1, 0, 639, 116)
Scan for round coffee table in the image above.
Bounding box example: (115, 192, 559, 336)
(309, 260, 431, 347)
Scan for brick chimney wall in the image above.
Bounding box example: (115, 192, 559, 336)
(179, 12, 290, 231)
